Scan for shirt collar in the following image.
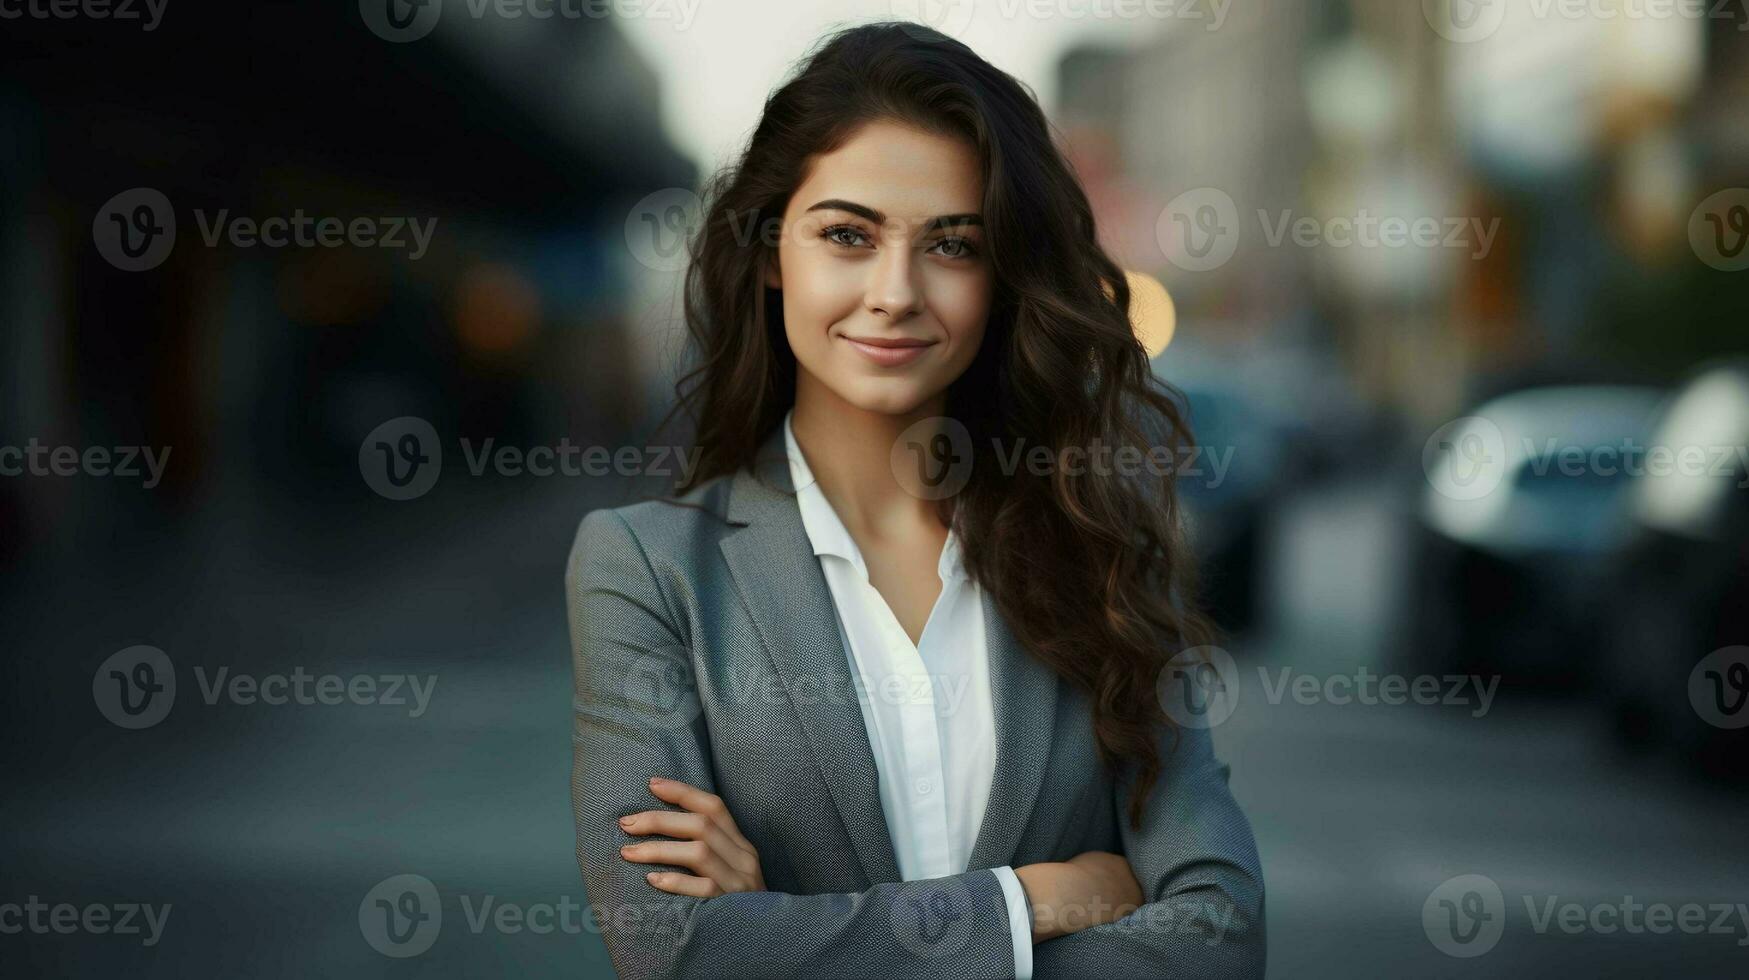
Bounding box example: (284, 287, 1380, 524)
(783, 408, 964, 585)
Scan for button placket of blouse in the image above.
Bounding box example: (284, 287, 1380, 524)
(880, 577, 960, 878)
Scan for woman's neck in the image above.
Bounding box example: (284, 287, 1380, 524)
(790, 376, 949, 541)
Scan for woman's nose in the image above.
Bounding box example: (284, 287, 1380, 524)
(864, 241, 921, 319)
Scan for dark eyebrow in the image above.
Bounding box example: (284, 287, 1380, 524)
(805, 199, 983, 233)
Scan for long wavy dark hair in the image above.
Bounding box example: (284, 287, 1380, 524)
(648, 21, 1220, 833)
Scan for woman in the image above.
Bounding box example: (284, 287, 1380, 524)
(567, 22, 1264, 979)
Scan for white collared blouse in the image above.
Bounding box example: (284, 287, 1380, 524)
(783, 409, 1033, 978)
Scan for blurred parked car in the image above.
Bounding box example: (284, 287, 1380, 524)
(1171, 377, 1285, 636)
(1148, 368, 1291, 636)
(1598, 359, 1749, 781)
(1403, 383, 1667, 689)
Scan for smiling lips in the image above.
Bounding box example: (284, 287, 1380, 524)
(842, 334, 937, 367)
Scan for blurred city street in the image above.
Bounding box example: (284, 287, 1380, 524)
(6, 474, 1745, 977)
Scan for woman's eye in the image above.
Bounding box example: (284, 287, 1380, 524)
(931, 236, 979, 259)
(822, 225, 870, 248)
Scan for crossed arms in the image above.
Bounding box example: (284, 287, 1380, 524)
(567, 508, 1266, 979)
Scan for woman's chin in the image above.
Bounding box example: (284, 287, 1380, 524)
(832, 380, 941, 418)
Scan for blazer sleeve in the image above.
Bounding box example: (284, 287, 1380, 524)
(567, 508, 1025, 980)
(1028, 722, 1266, 980)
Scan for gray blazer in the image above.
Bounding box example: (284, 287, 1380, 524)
(566, 424, 1265, 980)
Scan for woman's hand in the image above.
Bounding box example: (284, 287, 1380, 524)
(617, 776, 767, 898)
(1015, 850, 1145, 942)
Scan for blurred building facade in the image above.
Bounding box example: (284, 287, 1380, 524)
(1060, 0, 1749, 430)
(0, 0, 695, 573)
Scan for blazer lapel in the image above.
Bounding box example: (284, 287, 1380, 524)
(965, 592, 1058, 872)
(717, 423, 1061, 884)
(718, 425, 903, 886)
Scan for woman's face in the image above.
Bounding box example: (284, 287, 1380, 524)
(766, 118, 993, 417)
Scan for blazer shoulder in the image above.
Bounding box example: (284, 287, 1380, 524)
(569, 471, 739, 571)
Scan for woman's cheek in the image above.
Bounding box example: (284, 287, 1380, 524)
(932, 275, 992, 349)
(787, 254, 859, 331)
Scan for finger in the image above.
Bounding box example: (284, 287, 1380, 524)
(623, 808, 754, 855)
(647, 778, 757, 852)
(621, 810, 760, 877)
(621, 839, 740, 887)
(643, 871, 720, 899)
(619, 809, 709, 842)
